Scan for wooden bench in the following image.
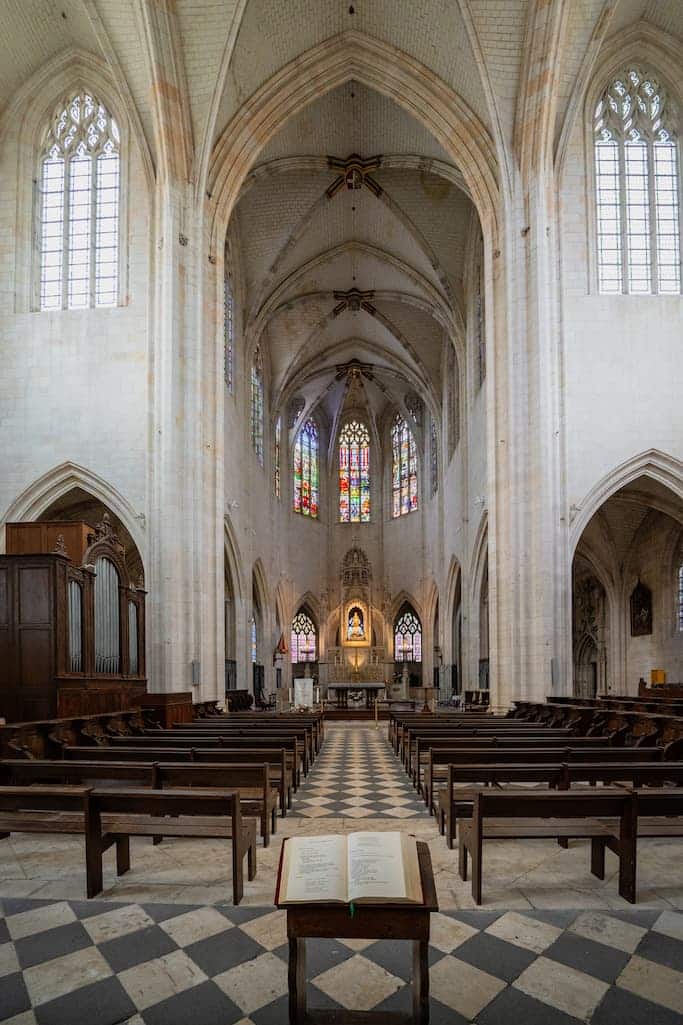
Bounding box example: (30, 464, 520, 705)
(65, 743, 297, 804)
(436, 757, 683, 849)
(436, 763, 564, 847)
(111, 733, 307, 782)
(421, 742, 630, 810)
(458, 789, 637, 904)
(1, 758, 279, 847)
(432, 748, 663, 841)
(153, 723, 317, 771)
(196, 712, 325, 752)
(0, 785, 256, 904)
(406, 730, 578, 780)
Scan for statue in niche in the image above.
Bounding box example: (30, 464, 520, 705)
(630, 580, 652, 637)
(347, 606, 365, 640)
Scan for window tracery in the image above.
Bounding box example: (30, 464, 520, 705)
(430, 419, 438, 497)
(251, 345, 264, 465)
(39, 91, 121, 310)
(394, 605, 422, 662)
(293, 418, 319, 518)
(224, 274, 234, 392)
(391, 414, 418, 517)
(274, 415, 281, 499)
(339, 420, 370, 522)
(594, 67, 680, 294)
(291, 610, 316, 662)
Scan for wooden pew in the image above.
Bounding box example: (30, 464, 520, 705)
(437, 763, 565, 847)
(1, 759, 278, 847)
(458, 789, 637, 905)
(112, 732, 308, 781)
(189, 722, 320, 767)
(106, 734, 306, 785)
(64, 744, 294, 809)
(154, 763, 277, 848)
(401, 726, 576, 772)
(403, 728, 576, 776)
(166, 719, 320, 764)
(170, 721, 319, 770)
(202, 711, 325, 752)
(431, 747, 662, 841)
(437, 757, 683, 849)
(0, 784, 256, 904)
(415, 736, 613, 797)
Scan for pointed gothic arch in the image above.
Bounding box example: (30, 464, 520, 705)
(208, 31, 500, 255)
(1, 462, 145, 564)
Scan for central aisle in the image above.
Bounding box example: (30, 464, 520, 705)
(291, 722, 428, 819)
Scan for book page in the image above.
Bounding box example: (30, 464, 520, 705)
(280, 834, 347, 903)
(347, 831, 418, 902)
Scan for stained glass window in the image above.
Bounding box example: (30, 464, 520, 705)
(250, 345, 264, 465)
(39, 91, 120, 310)
(339, 420, 370, 522)
(250, 616, 257, 663)
(391, 414, 418, 517)
(224, 274, 233, 392)
(274, 415, 281, 499)
(293, 418, 319, 518)
(594, 67, 680, 294)
(430, 419, 438, 497)
(291, 610, 316, 662)
(447, 347, 460, 458)
(394, 606, 422, 662)
(678, 563, 683, 632)
(474, 254, 485, 387)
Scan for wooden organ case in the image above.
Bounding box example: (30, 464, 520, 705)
(0, 517, 146, 722)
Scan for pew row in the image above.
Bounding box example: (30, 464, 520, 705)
(0, 786, 256, 903)
(1, 759, 279, 847)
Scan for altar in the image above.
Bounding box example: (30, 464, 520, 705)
(327, 681, 386, 709)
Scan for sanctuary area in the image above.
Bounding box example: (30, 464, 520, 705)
(0, 1, 682, 1023)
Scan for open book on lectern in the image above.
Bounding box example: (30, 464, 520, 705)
(277, 831, 422, 905)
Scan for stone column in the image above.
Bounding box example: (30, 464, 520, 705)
(486, 169, 571, 711)
(147, 185, 224, 701)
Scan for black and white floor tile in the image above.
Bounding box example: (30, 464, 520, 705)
(1, 722, 682, 1022)
(291, 723, 427, 818)
(1, 899, 682, 1024)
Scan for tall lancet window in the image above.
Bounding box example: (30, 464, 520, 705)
(391, 414, 418, 517)
(594, 67, 680, 294)
(339, 420, 370, 523)
(274, 415, 281, 498)
(430, 419, 438, 497)
(224, 273, 234, 392)
(291, 610, 317, 663)
(394, 605, 422, 662)
(39, 90, 121, 310)
(250, 345, 264, 465)
(293, 418, 319, 518)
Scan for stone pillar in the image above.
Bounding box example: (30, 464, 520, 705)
(486, 171, 571, 711)
(147, 186, 224, 701)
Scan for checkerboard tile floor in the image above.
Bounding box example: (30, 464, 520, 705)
(1, 900, 682, 1024)
(291, 723, 427, 818)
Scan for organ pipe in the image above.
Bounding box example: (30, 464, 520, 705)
(94, 556, 120, 673)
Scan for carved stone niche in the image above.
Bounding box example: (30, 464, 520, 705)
(341, 545, 371, 591)
(340, 546, 373, 651)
